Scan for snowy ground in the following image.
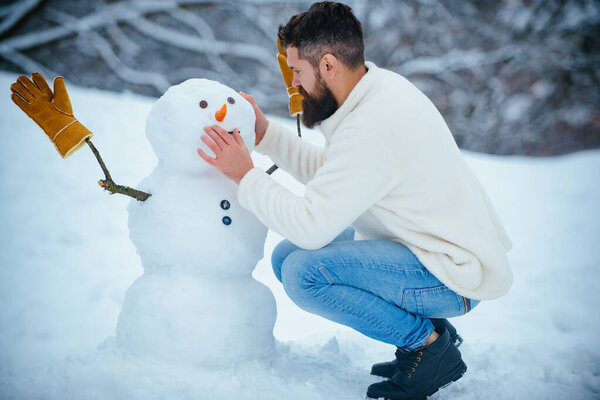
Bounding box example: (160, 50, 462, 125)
(0, 71, 599, 400)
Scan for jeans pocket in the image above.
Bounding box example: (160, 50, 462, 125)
(400, 285, 464, 318)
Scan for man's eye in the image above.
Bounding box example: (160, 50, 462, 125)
(199, 100, 208, 109)
(227, 97, 235, 104)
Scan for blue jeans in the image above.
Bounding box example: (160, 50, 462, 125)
(271, 227, 480, 351)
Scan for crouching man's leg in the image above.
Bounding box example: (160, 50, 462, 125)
(273, 233, 479, 400)
(271, 226, 356, 283)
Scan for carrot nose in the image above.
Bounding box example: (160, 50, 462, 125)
(215, 104, 227, 122)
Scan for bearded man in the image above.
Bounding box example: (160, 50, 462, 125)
(197, 2, 512, 399)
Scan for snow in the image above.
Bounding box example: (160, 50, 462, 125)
(1, 71, 599, 399)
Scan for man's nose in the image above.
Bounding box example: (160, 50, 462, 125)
(291, 74, 300, 88)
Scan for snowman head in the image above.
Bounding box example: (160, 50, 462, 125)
(145, 79, 256, 172)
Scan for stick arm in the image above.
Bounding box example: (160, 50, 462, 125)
(85, 138, 151, 202)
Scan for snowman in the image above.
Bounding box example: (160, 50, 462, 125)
(115, 79, 278, 366)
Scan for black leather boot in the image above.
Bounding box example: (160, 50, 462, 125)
(370, 319, 462, 379)
(366, 327, 467, 400)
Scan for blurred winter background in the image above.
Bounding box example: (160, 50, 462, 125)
(1, 0, 599, 155)
(1, 1, 600, 399)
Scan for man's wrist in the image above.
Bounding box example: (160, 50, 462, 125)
(255, 120, 269, 146)
(235, 165, 254, 185)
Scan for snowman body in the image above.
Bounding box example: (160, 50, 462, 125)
(115, 79, 276, 366)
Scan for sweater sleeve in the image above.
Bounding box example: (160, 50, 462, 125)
(254, 119, 326, 184)
(238, 127, 398, 250)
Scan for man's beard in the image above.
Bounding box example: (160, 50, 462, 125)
(298, 74, 338, 129)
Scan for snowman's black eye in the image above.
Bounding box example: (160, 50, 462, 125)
(199, 100, 208, 109)
(227, 97, 235, 105)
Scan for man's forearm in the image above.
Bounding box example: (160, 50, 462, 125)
(255, 119, 325, 184)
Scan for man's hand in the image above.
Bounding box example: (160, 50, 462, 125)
(197, 125, 254, 185)
(239, 92, 268, 146)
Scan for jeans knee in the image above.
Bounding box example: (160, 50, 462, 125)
(280, 250, 319, 307)
(271, 239, 301, 283)
(271, 227, 354, 283)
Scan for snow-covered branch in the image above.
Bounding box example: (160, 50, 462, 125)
(0, 0, 214, 53)
(396, 47, 515, 76)
(105, 23, 142, 62)
(0, 0, 596, 155)
(130, 17, 276, 70)
(169, 9, 237, 79)
(88, 32, 171, 93)
(45, 8, 170, 93)
(0, 48, 57, 78)
(0, 0, 42, 38)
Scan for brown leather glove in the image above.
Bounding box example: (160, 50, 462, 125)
(277, 38, 303, 116)
(10, 73, 93, 158)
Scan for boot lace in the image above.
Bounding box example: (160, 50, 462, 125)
(395, 348, 423, 379)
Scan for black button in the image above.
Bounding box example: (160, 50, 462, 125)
(222, 216, 232, 225)
(220, 200, 230, 210)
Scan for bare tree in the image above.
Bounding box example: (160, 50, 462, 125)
(1, 0, 598, 155)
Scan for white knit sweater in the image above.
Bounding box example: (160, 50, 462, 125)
(238, 62, 513, 300)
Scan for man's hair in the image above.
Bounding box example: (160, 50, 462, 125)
(278, 1, 365, 70)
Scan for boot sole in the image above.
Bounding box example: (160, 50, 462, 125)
(366, 361, 467, 400)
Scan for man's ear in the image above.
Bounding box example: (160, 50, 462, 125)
(319, 53, 338, 81)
